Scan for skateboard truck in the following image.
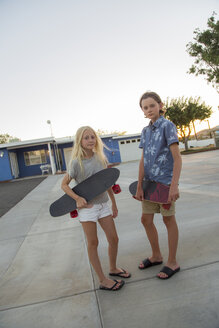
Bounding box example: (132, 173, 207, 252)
(112, 184, 121, 194)
(70, 209, 78, 218)
(162, 203, 171, 210)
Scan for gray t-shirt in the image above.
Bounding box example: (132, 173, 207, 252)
(68, 154, 109, 204)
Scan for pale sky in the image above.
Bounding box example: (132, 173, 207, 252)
(1, 0, 219, 141)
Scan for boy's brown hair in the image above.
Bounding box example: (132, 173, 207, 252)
(139, 91, 165, 114)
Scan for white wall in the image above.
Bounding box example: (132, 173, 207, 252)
(119, 137, 215, 162)
(179, 138, 215, 149)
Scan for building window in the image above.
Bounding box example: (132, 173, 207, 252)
(24, 150, 47, 166)
(126, 140, 130, 144)
(137, 139, 140, 142)
(120, 141, 125, 144)
(132, 139, 136, 143)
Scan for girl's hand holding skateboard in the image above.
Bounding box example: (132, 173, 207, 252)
(111, 203, 118, 218)
(75, 196, 93, 209)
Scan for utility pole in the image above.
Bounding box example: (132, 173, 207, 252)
(47, 120, 54, 137)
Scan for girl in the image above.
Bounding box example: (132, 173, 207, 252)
(136, 92, 182, 279)
(61, 126, 130, 291)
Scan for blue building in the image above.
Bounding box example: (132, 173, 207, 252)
(0, 133, 141, 182)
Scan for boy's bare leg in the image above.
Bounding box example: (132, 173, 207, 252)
(139, 213, 163, 267)
(157, 215, 179, 278)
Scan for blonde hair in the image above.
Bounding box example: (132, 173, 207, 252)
(70, 126, 108, 172)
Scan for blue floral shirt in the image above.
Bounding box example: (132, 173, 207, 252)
(139, 116, 179, 185)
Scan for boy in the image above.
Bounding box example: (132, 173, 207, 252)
(136, 91, 182, 279)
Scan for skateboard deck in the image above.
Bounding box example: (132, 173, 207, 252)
(50, 168, 120, 217)
(129, 180, 170, 204)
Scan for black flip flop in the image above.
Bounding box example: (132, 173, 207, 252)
(157, 266, 180, 279)
(109, 268, 131, 278)
(138, 258, 163, 270)
(99, 279, 125, 291)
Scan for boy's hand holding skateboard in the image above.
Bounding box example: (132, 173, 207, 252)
(168, 183, 179, 203)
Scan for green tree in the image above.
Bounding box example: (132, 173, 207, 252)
(186, 13, 219, 92)
(164, 97, 212, 150)
(0, 134, 20, 144)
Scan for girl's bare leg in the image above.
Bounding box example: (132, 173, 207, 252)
(99, 215, 130, 277)
(81, 221, 122, 289)
(139, 213, 163, 268)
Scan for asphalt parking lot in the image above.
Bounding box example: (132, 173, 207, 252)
(0, 176, 46, 217)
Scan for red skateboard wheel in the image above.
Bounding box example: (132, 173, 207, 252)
(112, 184, 121, 194)
(70, 209, 78, 218)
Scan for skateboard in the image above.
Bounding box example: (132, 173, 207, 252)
(50, 168, 120, 217)
(129, 180, 171, 208)
(69, 182, 121, 218)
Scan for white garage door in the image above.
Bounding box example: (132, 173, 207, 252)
(119, 139, 142, 162)
(64, 148, 73, 170)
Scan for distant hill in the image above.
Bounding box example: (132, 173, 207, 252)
(191, 125, 219, 139)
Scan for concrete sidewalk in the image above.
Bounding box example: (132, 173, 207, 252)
(0, 151, 219, 328)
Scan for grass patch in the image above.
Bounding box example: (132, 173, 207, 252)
(181, 146, 217, 155)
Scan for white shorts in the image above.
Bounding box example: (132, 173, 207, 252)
(78, 202, 112, 223)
